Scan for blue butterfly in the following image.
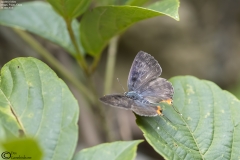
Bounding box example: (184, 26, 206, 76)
(100, 51, 174, 116)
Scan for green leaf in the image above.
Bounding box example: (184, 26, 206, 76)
(0, 57, 79, 160)
(125, 0, 149, 6)
(0, 91, 21, 139)
(0, 1, 84, 55)
(95, 0, 129, 6)
(1, 138, 43, 160)
(228, 78, 240, 100)
(147, 0, 179, 19)
(73, 140, 143, 160)
(136, 76, 240, 159)
(95, 0, 148, 6)
(47, 0, 90, 19)
(80, 0, 179, 56)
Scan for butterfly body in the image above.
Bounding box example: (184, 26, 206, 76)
(100, 51, 174, 117)
(125, 91, 150, 104)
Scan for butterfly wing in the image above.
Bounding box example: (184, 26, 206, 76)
(99, 94, 133, 109)
(100, 94, 161, 116)
(132, 101, 161, 116)
(138, 77, 174, 103)
(127, 51, 162, 92)
(101, 51, 171, 116)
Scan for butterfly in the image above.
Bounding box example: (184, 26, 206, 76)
(100, 51, 174, 116)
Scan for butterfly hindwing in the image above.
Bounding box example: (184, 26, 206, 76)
(138, 77, 174, 103)
(132, 101, 160, 116)
(127, 51, 162, 92)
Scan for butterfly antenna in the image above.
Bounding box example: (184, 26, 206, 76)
(117, 78, 126, 92)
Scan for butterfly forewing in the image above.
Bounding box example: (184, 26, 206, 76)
(127, 51, 162, 92)
(100, 95, 133, 109)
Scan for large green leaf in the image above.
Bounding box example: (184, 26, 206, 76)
(95, 0, 149, 6)
(47, 0, 90, 19)
(1, 138, 43, 160)
(0, 91, 21, 139)
(137, 76, 240, 159)
(228, 78, 240, 100)
(80, 0, 179, 56)
(0, 2, 84, 55)
(73, 140, 143, 160)
(125, 0, 149, 6)
(0, 57, 79, 160)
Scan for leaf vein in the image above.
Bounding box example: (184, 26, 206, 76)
(202, 82, 215, 156)
(179, 79, 204, 159)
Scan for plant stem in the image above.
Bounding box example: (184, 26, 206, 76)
(64, 19, 113, 140)
(14, 28, 95, 104)
(88, 77, 113, 141)
(104, 36, 119, 95)
(65, 18, 89, 75)
(89, 54, 101, 74)
(101, 36, 120, 141)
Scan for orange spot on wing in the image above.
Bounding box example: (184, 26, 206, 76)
(161, 99, 173, 105)
(157, 106, 163, 115)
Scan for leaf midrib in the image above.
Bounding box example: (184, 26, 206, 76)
(1, 63, 26, 134)
(179, 79, 204, 159)
(0, 88, 24, 137)
(200, 82, 215, 157)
